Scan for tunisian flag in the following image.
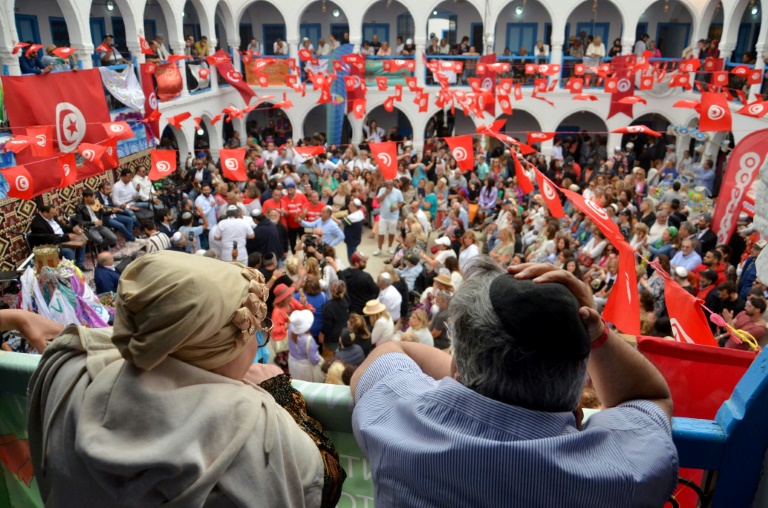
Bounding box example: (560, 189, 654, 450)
(213, 50, 255, 105)
(699, 92, 732, 132)
(219, 149, 248, 181)
(512, 155, 534, 194)
(58, 153, 77, 188)
(369, 142, 398, 180)
(561, 188, 639, 334)
(0, 165, 35, 200)
(2, 69, 110, 195)
(712, 129, 768, 245)
(664, 272, 718, 346)
(149, 150, 177, 181)
(532, 167, 564, 218)
(140, 63, 160, 140)
(445, 135, 475, 172)
(607, 55, 636, 119)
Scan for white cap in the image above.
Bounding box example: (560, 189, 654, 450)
(352, 198, 362, 207)
(227, 205, 238, 211)
(626, 142, 634, 148)
(380, 272, 392, 281)
(171, 232, 182, 242)
(406, 38, 413, 45)
(614, 146, 622, 152)
(435, 236, 451, 246)
(674, 267, 688, 278)
(195, 249, 207, 255)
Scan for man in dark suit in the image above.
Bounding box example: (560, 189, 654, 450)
(75, 189, 117, 251)
(29, 204, 86, 270)
(94, 252, 120, 294)
(697, 212, 717, 255)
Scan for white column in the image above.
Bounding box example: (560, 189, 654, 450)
(414, 39, 427, 86)
(621, 38, 634, 56)
(750, 43, 767, 99)
(349, 36, 361, 54)
(208, 38, 219, 91)
(349, 116, 364, 145)
(550, 39, 564, 67)
(73, 43, 95, 69)
(228, 38, 241, 72)
(0, 48, 21, 75)
(288, 39, 299, 59)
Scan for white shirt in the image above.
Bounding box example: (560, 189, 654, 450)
(132, 175, 153, 202)
(156, 43, 170, 61)
(363, 126, 386, 143)
(261, 149, 278, 163)
(435, 249, 457, 270)
(316, 43, 332, 56)
(247, 43, 263, 55)
(586, 43, 605, 58)
(216, 218, 252, 263)
(273, 42, 288, 55)
(378, 285, 403, 321)
(413, 327, 433, 346)
(634, 40, 647, 56)
(458, 244, 479, 271)
(111, 179, 137, 208)
(371, 316, 396, 345)
(46, 217, 64, 236)
(413, 209, 430, 235)
(195, 194, 218, 227)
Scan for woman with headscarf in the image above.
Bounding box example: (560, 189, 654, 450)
(27, 251, 345, 507)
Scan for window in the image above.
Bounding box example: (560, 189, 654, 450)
(184, 24, 201, 41)
(144, 20, 157, 41)
(15, 14, 41, 44)
(49, 17, 70, 47)
(396, 13, 414, 41)
(330, 24, 348, 43)
(239, 25, 254, 51)
(575, 22, 610, 44)
(506, 23, 537, 54)
(300, 24, 322, 48)
(263, 24, 286, 55)
(112, 18, 127, 52)
(90, 18, 106, 48)
(362, 24, 389, 45)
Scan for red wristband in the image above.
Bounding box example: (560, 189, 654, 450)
(591, 319, 610, 349)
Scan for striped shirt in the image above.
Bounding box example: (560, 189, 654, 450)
(353, 353, 678, 507)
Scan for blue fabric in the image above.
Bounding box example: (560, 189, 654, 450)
(739, 257, 757, 300)
(94, 266, 120, 294)
(295, 291, 328, 339)
(301, 217, 345, 247)
(353, 353, 678, 508)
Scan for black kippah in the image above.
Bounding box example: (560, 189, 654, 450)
(489, 274, 591, 360)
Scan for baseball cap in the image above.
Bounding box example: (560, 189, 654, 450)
(284, 182, 296, 188)
(489, 274, 590, 360)
(405, 253, 419, 265)
(501, 199, 512, 206)
(700, 269, 718, 282)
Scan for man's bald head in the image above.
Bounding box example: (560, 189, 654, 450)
(97, 252, 114, 267)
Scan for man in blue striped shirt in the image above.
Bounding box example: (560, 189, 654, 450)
(351, 257, 678, 507)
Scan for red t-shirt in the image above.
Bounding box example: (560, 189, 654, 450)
(262, 198, 286, 227)
(304, 201, 326, 223)
(281, 193, 309, 229)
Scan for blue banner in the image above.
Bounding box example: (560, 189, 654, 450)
(327, 44, 354, 147)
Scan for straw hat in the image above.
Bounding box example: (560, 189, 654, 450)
(363, 300, 387, 315)
(434, 273, 454, 289)
(273, 283, 295, 304)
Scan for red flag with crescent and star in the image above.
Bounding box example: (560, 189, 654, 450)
(445, 135, 475, 172)
(368, 142, 398, 180)
(607, 55, 636, 119)
(2, 69, 110, 195)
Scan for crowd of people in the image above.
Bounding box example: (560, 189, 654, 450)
(6, 109, 768, 504)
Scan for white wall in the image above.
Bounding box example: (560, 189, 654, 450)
(565, 1, 623, 44)
(427, 1, 483, 47)
(494, 1, 552, 53)
(241, 1, 286, 48)
(297, 0, 350, 43)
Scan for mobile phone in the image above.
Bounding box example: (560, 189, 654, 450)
(233, 241, 238, 250)
(188, 232, 194, 242)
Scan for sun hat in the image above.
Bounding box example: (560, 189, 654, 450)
(434, 273, 454, 288)
(273, 283, 295, 304)
(289, 309, 314, 334)
(363, 300, 387, 315)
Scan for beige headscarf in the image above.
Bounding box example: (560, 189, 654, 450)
(112, 250, 268, 371)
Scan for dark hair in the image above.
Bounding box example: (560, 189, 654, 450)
(707, 249, 722, 261)
(718, 281, 737, 294)
(98, 180, 110, 190)
(82, 189, 94, 198)
(39, 204, 54, 214)
(120, 168, 133, 176)
(749, 297, 767, 314)
(141, 221, 156, 232)
(672, 181, 681, 191)
(263, 252, 277, 265)
(248, 252, 262, 268)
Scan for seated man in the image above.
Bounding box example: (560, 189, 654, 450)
(132, 166, 163, 209)
(142, 221, 171, 254)
(29, 204, 86, 270)
(96, 181, 137, 242)
(94, 252, 120, 294)
(351, 257, 677, 506)
(75, 189, 118, 252)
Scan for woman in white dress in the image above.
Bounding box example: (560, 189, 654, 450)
(363, 300, 395, 346)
